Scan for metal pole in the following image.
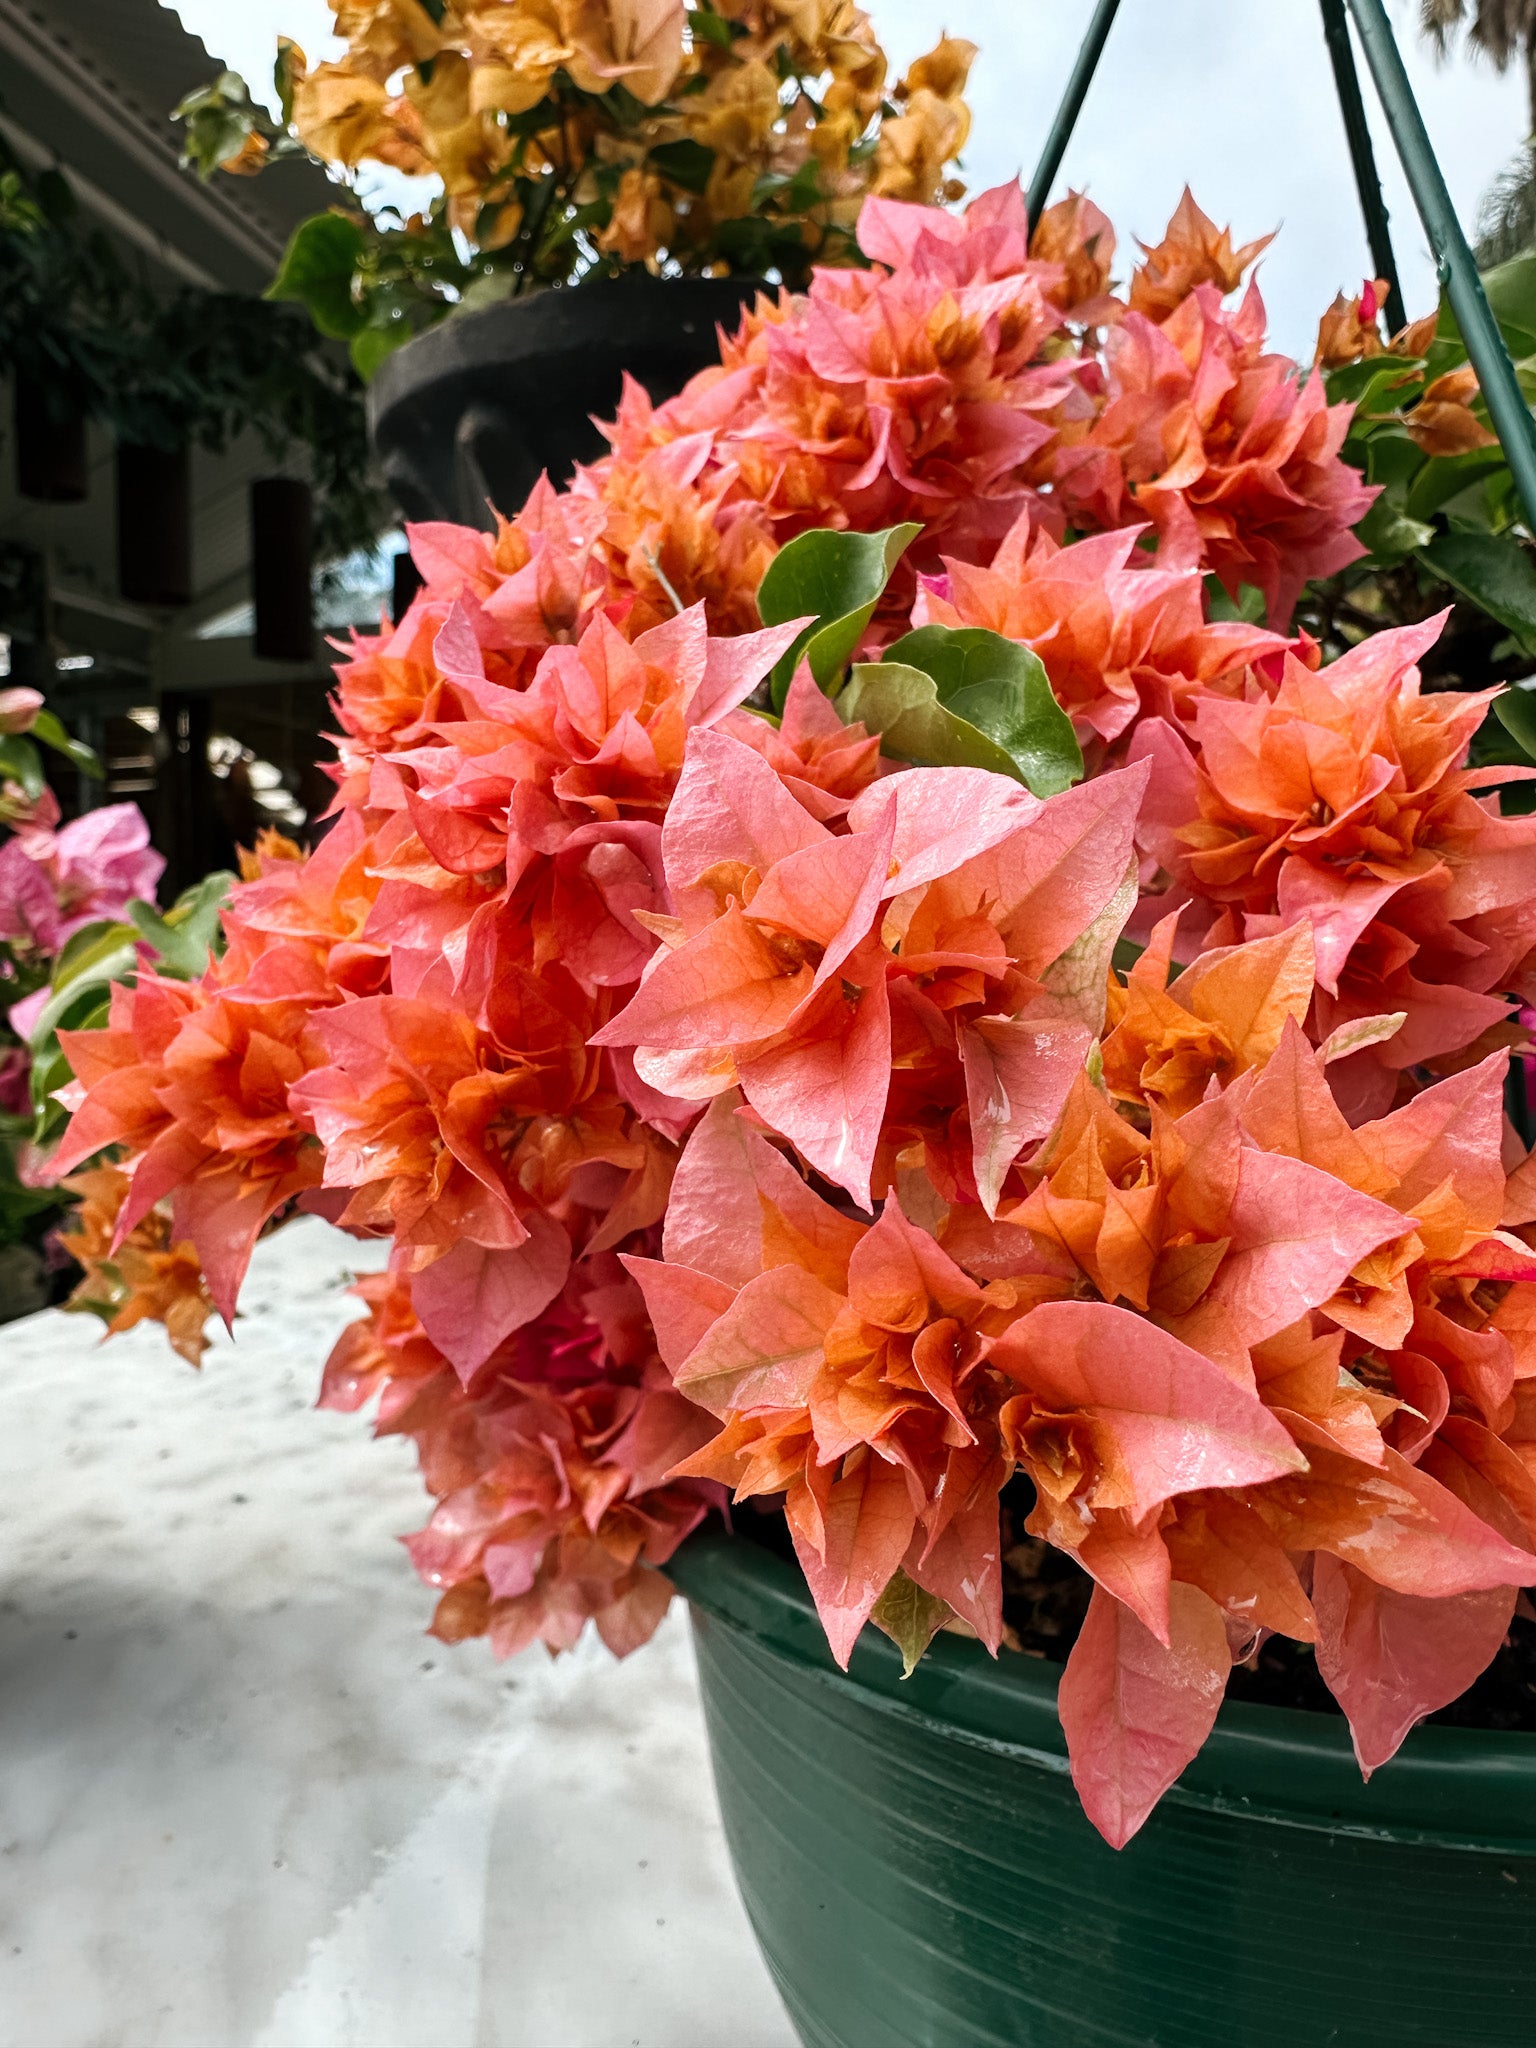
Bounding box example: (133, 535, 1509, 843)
(1026, 0, 1123, 232)
(1346, 0, 1536, 533)
(1319, 0, 1407, 337)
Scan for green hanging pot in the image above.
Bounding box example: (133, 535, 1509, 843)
(668, 1529, 1536, 2048)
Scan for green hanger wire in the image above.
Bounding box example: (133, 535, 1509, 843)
(1025, 0, 1536, 534)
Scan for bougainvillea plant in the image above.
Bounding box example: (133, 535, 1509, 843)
(45, 177, 1536, 1849)
(178, 1, 976, 375)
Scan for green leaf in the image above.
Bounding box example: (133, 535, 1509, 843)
(1405, 446, 1509, 523)
(1204, 578, 1267, 625)
(882, 625, 1083, 796)
(688, 6, 741, 47)
(50, 918, 139, 997)
(757, 524, 921, 709)
(350, 313, 415, 381)
(1495, 685, 1536, 762)
(1480, 253, 1536, 360)
(836, 661, 1026, 781)
(267, 213, 368, 340)
(1363, 429, 1426, 490)
(0, 734, 45, 801)
(1417, 531, 1536, 654)
(23, 924, 137, 1055)
(869, 1569, 951, 1678)
(1353, 492, 1435, 564)
(129, 871, 233, 981)
(1323, 355, 1423, 413)
(648, 138, 715, 196)
(30, 709, 102, 779)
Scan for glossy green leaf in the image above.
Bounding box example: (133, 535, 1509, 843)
(50, 919, 139, 996)
(869, 1569, 952, 1679)
(1353, 493, 1435, 564)
(0, 734, 46, 801)
(882, 624, 1082, 796)
(1417, 531, 1536, 654)
(23, 923, 138, 1054)
(350, 313, 414, 381)
(130, 871, 233, 981)
(688, 6, 741, 46)
(757, 524, 922, 709)
(1495, 685, 1536, 761)
(30, 709, 102, 779)
(1325, 355, 1423, 414)
(266, 212, 368, 340)
(836, 662, 1026, 781)
(1405, 446, 1509, 523)
(1364, 429, 1426, 489)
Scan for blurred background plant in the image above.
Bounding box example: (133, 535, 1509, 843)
(0, 135, 384, 563)
(175, 0, 976, 376)
(0, 685, 228, 1326)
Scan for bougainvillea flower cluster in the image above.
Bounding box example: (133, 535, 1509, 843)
(47, 174, 1536, 1849)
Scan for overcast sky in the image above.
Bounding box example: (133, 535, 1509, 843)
(167, 0, 1530, 358)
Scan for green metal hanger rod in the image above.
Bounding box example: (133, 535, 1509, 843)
(1025, 0, 1122, 232)
(1026, 0, 1536, 535)
(1345, 0, 1536, 532)
(1320, 0, 1407, 337)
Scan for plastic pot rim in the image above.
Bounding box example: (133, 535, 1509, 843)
(668, 1527, 1536, 1857)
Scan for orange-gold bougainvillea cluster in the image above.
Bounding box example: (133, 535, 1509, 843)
(46, 178, 1536, 1848)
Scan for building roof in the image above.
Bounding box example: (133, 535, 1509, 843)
(0, 0, 338, 293)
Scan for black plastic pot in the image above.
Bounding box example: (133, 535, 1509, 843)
(669, 1529, 1536, 2048)
(13, 373, 89, 503)
(116, 443, 192, 607)
(367, 273, 763, 528)
(251, 477, 314, 661)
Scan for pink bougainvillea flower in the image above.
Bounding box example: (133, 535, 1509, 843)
(624, 1093, 1036, 1663)
(389, 601, 804, 991)
(1131, 616, 1536, 1111)
(1049, 279, 1375, 626)
(289, 966, 674, 1371)
(913, 510, 1286, 746)
(326, 1254, 716, 1659)
(1126, 187, 1273, 323)
(51, 967, 326, 1321)
(219, 815, 387, 999)
(0, 801, 163, 957)
(1028, 188, 1119, 324)
(573, 181, 1081, 631)
(595, 727, 1144, 1209)
(719, 660, 885, 821)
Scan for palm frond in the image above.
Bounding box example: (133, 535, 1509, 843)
(1476, 138, 1536, 261)
(1420, 0, 1469, 54)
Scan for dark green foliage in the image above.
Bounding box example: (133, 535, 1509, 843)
(0, 138, 384, 561)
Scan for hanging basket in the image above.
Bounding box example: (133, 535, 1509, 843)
(366, 272, 763, 528)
